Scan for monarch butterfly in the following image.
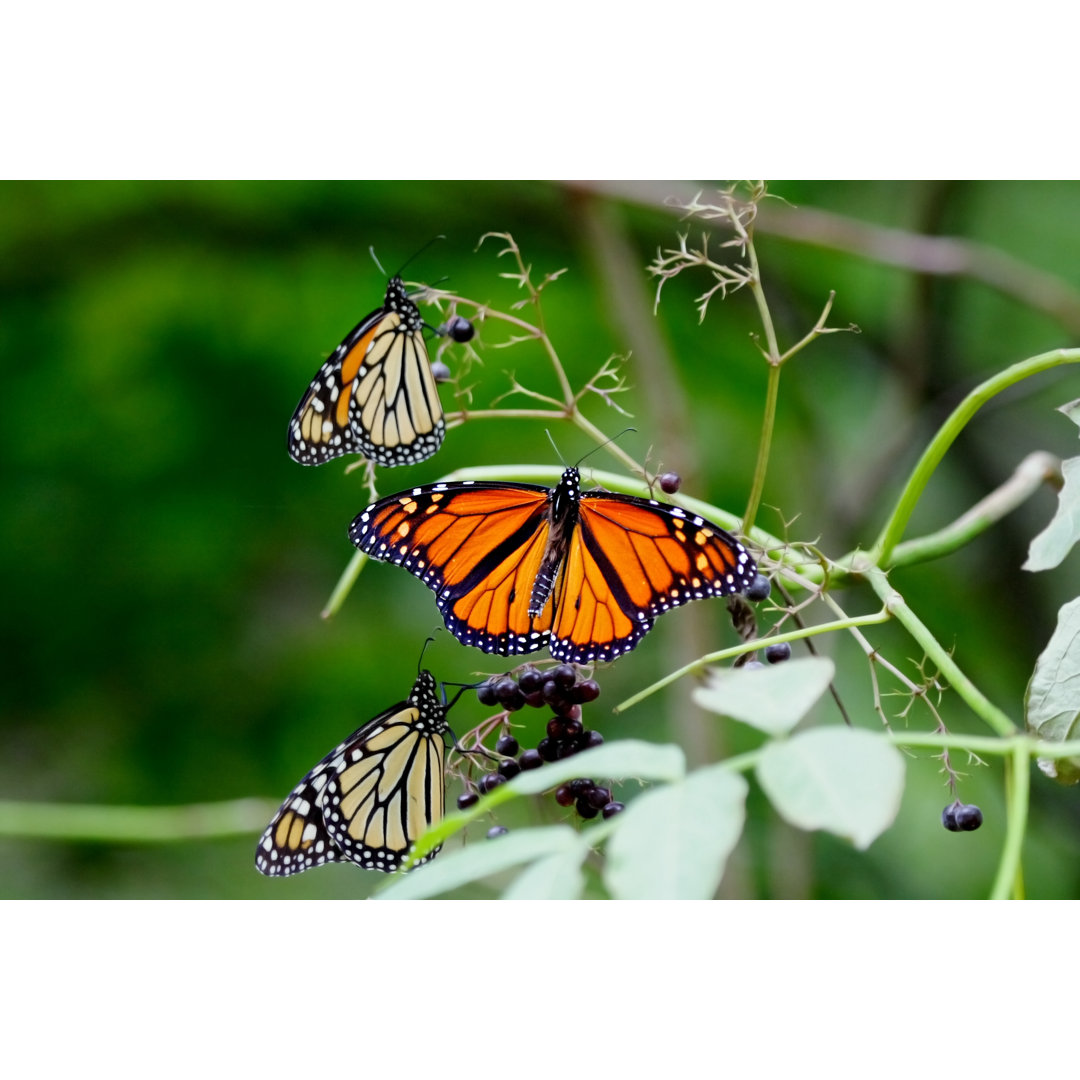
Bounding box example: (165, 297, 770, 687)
(287, 275, 445, 468)
(349, 467, 758, 664)
(255, 670, 451, 877)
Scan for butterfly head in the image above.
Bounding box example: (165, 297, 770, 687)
(551, 466, 582, 517)
(383, 275, 424, 331)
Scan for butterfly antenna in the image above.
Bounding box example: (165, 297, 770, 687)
(545, 429, 566, 465)
(368, 246, 388, 277)
(571, 428, 638, 469)
(395, 235, 446, 279)
(417, 631, 440, 675)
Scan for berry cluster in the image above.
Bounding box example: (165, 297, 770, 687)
(457, 664, 622, 828)
(555, 778, 623, 820)
(942, 801, 983, 832)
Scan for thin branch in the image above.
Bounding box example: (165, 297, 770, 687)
(0, 798, 275, 842)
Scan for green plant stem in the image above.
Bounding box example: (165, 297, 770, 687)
(446, 408, 567, 427)
(989, 741, 1031, 900)
(884, 450, 1061, 569)
(322, 549, 366, 619)
(743, 360, 780, 536)
(614, 608, 890, 714)
(0, 798, 275, 843)
(741, 237, 782, 537)
(887, 731, 1080, 758)
(871, 348, 1080, 564)
(865, 567, 1016, 737)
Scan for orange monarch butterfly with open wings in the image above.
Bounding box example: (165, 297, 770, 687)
(349, 467, 758, 664)
(287, 274, 445, 468)
(255, 670, 454, 877)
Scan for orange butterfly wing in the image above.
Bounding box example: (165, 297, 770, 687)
(350, 481, 558, 656)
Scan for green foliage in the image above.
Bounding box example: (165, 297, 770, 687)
(756, 729, 905, 851)
(692, 657, 836, 737)
(1026, 596, 1080, 784)
(1025, 401, 1080, 572)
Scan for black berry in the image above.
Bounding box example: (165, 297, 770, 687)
(551, 664, 577, 689)
(476, 680, 499, 707)
(479, 772, 505, 794)
(575, 798, 599, 819)
(447, 314, 475, 343)
(546, 717, 568, 741)
(497, 758, 521, 780)
(587, 786, 612, 810)
(745, 574, 771, 602)
(495, 677, 525, 711)
(555, 784, 575, 807)
(602, 801, 624, 818)
(537, 737, 559, 762)
(941, 804, 960, 832)
(495, 733, 519, 757)
(581, 730, 604, 749)
(765, 641, 791, 664)
(457, 791, 479, 811)
(572, 679, 601, 704)
(568, 778, 594, 797)
(486, 825, 508, 839)
(659, 472, 681, 494)
(955, 804, 984, 831)
(519, 749, 543, 770)
(430, 359, 452, 383)
(518, 667, 544, 694)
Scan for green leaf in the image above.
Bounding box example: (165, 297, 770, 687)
(376, 826, 580, 900)
(692, 657, 835, 735)
(1026, 595, 1080, 784)
(756, 727, 905, 850)
(603, 765, 748, 899)
(1024, 457, 1080, 572)
(501, 844, 588, 899)
(1025, 401, 1080, 572)
(407, 740, 686, 864)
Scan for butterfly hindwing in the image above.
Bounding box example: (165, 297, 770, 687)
(254, 744, 343, 878)
(288, 276, 445, 468)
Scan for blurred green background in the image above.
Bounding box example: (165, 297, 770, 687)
(3, 180, 1079, 898)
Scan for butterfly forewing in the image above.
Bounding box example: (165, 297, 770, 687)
(287, 276, 445, 468)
